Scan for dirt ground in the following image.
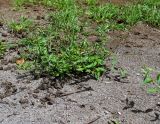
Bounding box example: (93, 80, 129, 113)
(0, 0, 160, 124)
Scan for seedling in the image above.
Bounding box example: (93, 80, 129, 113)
(119, 68, 128, 78)
(142, 66, 160, 94)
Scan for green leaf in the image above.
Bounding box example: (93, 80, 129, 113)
(147, 88, 160, 94)
(143, 75, 153, 84)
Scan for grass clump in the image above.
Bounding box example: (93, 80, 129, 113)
(88, 0, 160, 30)
(0, 42, 6, 57)
(9, 16, 33, 33)
(49, 7, 80, 34)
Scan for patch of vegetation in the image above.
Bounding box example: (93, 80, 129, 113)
(8, 16, 33, 33)
(142, 66, 160, 94)
(88, 0, 160, 30)
(0, 41, 6, 57)
(14, 0, 109, 80)
(12, 0, 160, 81)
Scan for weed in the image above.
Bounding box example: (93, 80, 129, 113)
(142, 66, 160, 94)
(88, 3, 119, 23)
(8, 16, 33, 33)
(111, 55, 117, 72)
(17, 61, 34, 70)
(0, 41, 6, 57)
(49, 7, 80, 34)
(21, 35, 109, 79)
(119, 68, 128, 78)
(13, 0, 35, 7)
(88, 0, 160, 29)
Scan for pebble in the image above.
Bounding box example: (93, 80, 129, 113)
(1, 31, 8, 37)
(19, 98, 29, 104)
(32, 94, 38, 99)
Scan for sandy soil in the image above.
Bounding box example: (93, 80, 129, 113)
(0, 0, 160, 124)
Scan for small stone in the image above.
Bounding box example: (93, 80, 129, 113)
(47, 101, 53, 105)
(12, 86, 17, 93)
(90, 105, 95, 110)
(1, 31, 8, 37)
(19, 98, 29, 104)
(79, 104, 85, 108)
(32, 94, 38, 99)
(157, 102, 160, 107)
(40, 97, 47, 103)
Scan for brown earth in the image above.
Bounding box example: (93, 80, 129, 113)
(0, 1, 160, 124)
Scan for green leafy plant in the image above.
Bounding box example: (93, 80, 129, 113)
(88, 0, 160, 30)
(49, 7, 80, 34)
(21, 35, 108, 79)
(17, 61, 34, 70)
(9, 16, 33, 33)
(0, 41, 6, 57)
(142, 66, 160, 94)
(88, 3, 119, 23)
(13, 0, 160, 82)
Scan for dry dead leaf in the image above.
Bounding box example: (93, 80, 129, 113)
(16, 58, 25, 65)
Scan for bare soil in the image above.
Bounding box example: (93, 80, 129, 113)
(0, 1, 160, 124)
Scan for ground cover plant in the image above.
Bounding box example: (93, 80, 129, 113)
(0, 41, 6, 58)
(142, 67, 160, 94)
(8, 16, 33, 33)
(10, 0, 160, 81)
